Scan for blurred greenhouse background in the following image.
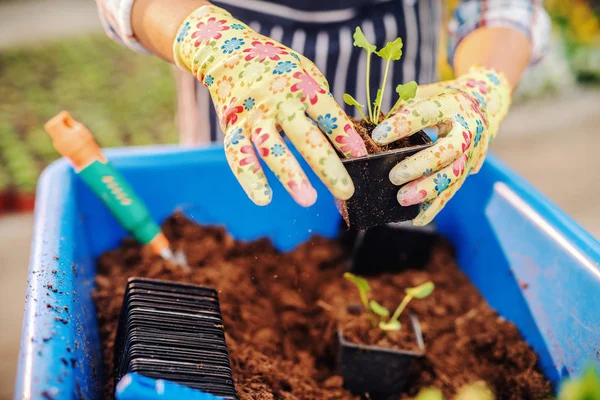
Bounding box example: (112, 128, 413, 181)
(0, 35, 178, 208)
(440, 0, 600, 86)
(0, 0, 598, 211)
(0, 0, 598, 223)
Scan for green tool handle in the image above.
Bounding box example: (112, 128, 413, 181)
(77, 159, 162, 245)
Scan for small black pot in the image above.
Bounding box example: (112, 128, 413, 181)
(339, 131, 433, 230)
(338, 313, 425, 399)
(338, 221, 446, 276)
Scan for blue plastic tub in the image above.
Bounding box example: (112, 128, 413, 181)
(15, 145, 600, 399)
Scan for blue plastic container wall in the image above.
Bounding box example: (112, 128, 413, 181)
(15, 145, 600, 399)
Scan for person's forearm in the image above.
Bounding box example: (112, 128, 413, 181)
(131, 0, 210, 62)
(453, 27, 532, 92)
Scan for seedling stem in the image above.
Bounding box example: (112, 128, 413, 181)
(366, 53, 374, 122)
(389, 294, 412, 325)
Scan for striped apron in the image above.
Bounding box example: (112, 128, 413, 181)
(175, 0, 442, 145)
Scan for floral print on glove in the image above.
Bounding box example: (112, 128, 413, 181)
(173, 6, 367, 207)
(371, 66, 511, 226)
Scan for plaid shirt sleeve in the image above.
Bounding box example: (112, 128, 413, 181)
(95, 0, 150, 54)
(448, 0, 552, 66)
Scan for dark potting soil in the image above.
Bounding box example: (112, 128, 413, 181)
(94, 213, 552, 399)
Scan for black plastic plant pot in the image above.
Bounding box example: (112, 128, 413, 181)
(339, 131, 433, 230)
(338, 220, 450, 276)
(337, 313, 425, 399)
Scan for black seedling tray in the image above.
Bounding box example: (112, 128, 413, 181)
(340, 131, 433, 230)
(114, 277, 238, 399)
(338, 313, 425, 400)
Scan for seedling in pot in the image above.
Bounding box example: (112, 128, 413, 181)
(339, 27, 434, 230)
(338, 273, 434, 399)
(344, 272, 434, 331)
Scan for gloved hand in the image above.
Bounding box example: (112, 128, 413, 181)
(173, 5, 366, 207)
(371, 66, 511, 226)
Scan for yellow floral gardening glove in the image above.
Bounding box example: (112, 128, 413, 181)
(173, 6, 367, 207)
(372, 66, 511, 226)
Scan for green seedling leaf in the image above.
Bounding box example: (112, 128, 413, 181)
(396, 81, 418, 101)
(414, 388, 444, 400)
(353, 27, 376, 53)
(343, 93, 363, 109)
(344, 272, 371, 309)
(343, 93, 368, 121)
(405, 281, 435, 299)
(388, 80, 419, 119)
(375, 37, 403, 61)
(378, 320, 402, 331)
(369, 300, 390, 317)
(344, 272, 370, 292)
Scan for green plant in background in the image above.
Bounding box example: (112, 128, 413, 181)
(0, 122, 39, 193)
(558, 366, 600, 400)
(0, 166, 11, 193)
(412, 381, 494, 400)
(414, 388, 445, 400)
(544, 0, 600, 82)
(343, 272, 434, 331)
(343, 27, 417, 125)
(0, 35, 178, 193)
(454, 381, 495, 400)
(409, 366, 600, 400)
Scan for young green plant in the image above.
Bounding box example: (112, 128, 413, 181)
(414, 362, 591, 400)
(413, 381, 494, 400)
(558, 366, 600, 400)
(344, 27, 417, 125)
(344, 272, 434, 332)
